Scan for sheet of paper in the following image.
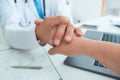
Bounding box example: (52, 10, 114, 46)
(0, 47, 63, 80)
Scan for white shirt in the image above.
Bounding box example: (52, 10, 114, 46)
(0, 0, 72, 49)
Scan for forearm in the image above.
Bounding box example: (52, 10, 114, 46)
(80, 38, 120, 74)
(49, 35, 120, 74)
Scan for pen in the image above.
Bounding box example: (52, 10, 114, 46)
(11, 66, 43, 70)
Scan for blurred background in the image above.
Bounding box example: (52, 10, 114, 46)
(66, 0, 120, 23)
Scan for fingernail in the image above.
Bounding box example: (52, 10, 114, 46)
(65, 36, 71, 42)
(54, 39, 60, 46)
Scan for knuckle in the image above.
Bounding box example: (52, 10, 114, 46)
(57, 16, 64, 19)
(44, 17, 50, 22)
(57, 16, 68, 23)
(44, 17, 53, 27)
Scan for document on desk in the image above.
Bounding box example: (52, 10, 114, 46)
(0, 47, 62, 80)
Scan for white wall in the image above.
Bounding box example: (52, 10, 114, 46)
(105, 0, 120, 16)
(69, 0, 103, 23)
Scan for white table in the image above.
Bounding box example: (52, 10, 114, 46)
(0, 15, 120, 80)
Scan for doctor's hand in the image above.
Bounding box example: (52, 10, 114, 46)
(49, 22, 82, 46)
(35, 16, 83, 46)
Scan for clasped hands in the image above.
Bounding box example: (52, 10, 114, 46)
(35, 16, 83, 54)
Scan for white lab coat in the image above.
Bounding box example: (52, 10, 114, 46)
(0, 0, 72, 49)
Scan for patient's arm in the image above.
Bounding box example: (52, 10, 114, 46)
(49, 35, 120, 74)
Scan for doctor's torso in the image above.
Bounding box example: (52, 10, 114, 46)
(0, 0, 68, 25)
(0, 0, 71, 49)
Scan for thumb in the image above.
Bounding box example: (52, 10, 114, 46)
(35, 19, 44, 25)
(48, 47, 60, 55)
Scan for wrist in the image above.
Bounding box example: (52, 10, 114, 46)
(81, 38, 98, 58)
(71, 36, 89, 55)
(77, 37, 89, 55)
(76, 37, 94, 56)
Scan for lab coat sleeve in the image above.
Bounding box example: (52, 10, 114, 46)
(55, 0, 73, 23)
(0, 1, 40, 49)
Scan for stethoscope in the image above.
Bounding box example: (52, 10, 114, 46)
(14, 0, 46, 27)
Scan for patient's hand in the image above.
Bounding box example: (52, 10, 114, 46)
(48, 34, 87, 56)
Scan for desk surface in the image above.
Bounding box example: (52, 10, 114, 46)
(0, 15, 120, 80)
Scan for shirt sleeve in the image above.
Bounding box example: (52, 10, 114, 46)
(54, 0, 73, 23)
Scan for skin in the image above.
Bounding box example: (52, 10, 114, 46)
(35, 16, 83, 46)
(49, 33, 120, 75)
